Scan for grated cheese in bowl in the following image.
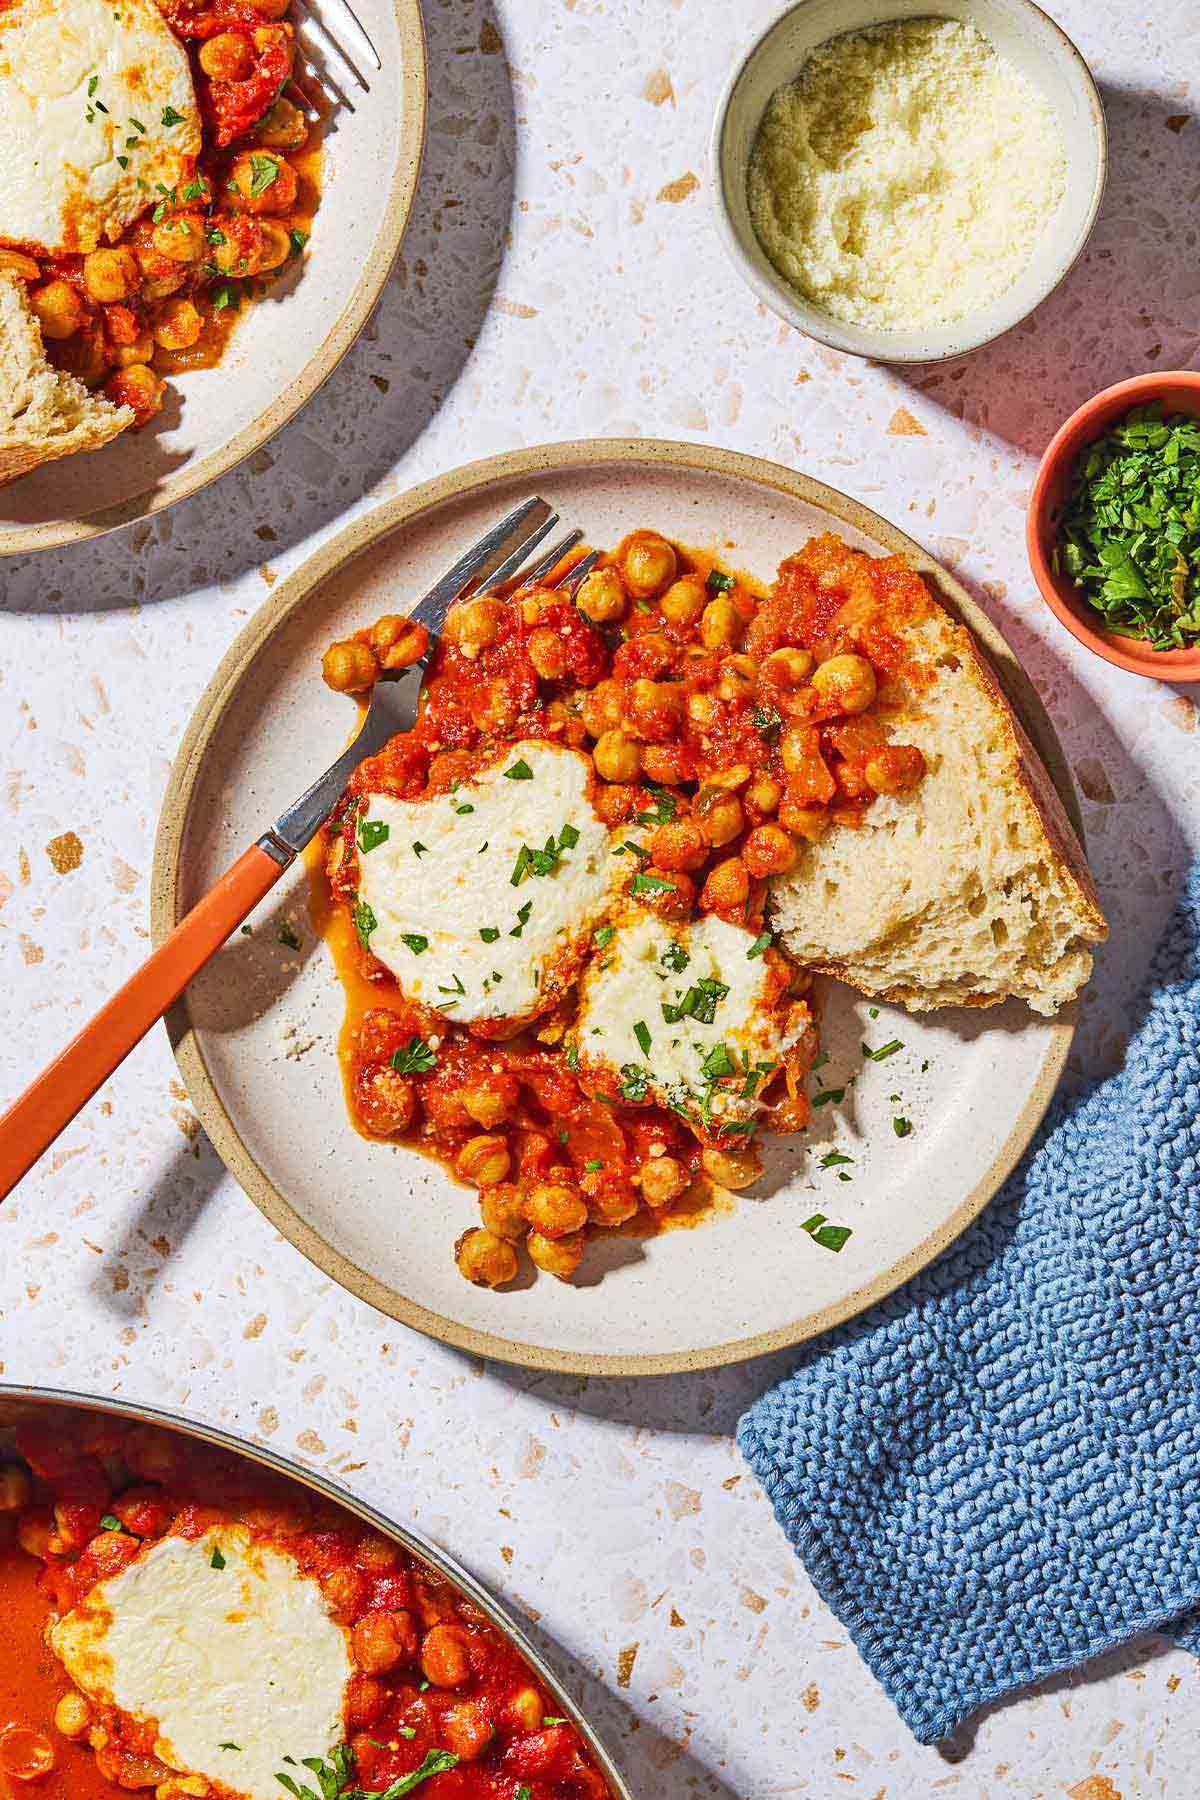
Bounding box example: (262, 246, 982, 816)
(746, 17, 1066, 332)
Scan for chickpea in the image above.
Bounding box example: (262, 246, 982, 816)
(639, 1155, 690, 1208)
(30, 279, 85, 340)
(105, 363, 163, 425)
(659, 575, 707, 628)
(708, 761, 753, 791)
(323, 1564, 368, 1622)
(352, 1065, 416, 1137)
(257, 95, 309, 151)
(478, 1184, 525, 1242)
(781, 723, 820, 777)
(580, 678, 622, 738)
(226, 150, 299, 216)
(593, 729, 641, 783)
(700, 596, 741, 650)
(83, 246, 140, 304)
(864, 744, 926, 795)
(686, 692, 718, 728)
(345, 1675, 388, 1729)
(504, 1687, 543, 1733)
(717, 655, 757, 702)
(701, 1144, 763, 1191)
(421, 1623, 472, 1688)
(351, 1608, 417, 1674)
(576, 565, 626, 624)
(156, 1782, 209, 1800)
(461, 1082, 511, 1129)
(778, 801, 830, 842)
(199, 29, 255, 80)
(152, 213, 206, 264)
(368, 615, 429, 671)
(527, 626, 568, 681)
(140, 265, 187, 302)
(246, 0, 289, 14)
(694, 786, 744, 848)
(624, 676, 683, 741)
(456, 1134, 511, 1188)
(641, 743, 695, 785)
(742, 824, 799, 879)
(524, 1182, 587, 1238)
(745, 773, 781, 818)
(455, 1228, 517, 1289)
(443, 594, 503, 653)
(322, 639, 378, 693)
(699, 857, 750, 914)
(112, 331, 154, 368)
(621, 530, 677, 599)
(647, 817, 707, 872)
(810, 653, 877, 716)
(637, 867, 694, 918)
(762, 646, 814, 688)
(0, 248, 39, 281)
(0, 1465, 31, 1510)
(152, 297, 202, 351)
(54, 1692, 91, 1741)
(440, 1700, 495, 1763)
(527, 1230, 584, 1280)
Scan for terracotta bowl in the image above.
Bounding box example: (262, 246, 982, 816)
(1027, 370, 1200, 681)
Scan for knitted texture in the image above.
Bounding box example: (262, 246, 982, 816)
(739, 864, 1200, 1745)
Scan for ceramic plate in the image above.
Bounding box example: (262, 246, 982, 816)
(152, 440, 1081, 1375)
(0, 1384, 632, 1800)
(0, 0, 426, 556)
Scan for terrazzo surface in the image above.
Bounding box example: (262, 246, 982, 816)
(2, 0, 1200, 1793)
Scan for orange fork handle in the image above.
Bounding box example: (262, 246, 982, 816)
(0, 843, 285, 1202)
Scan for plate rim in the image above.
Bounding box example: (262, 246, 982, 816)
(151, 436, 1081, 1377)
(0, 0, 428, 558)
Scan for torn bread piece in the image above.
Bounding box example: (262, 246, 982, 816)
(0, 275, 132, 485)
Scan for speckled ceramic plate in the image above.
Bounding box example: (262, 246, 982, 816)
(0, 0, 426, 556)
(0, 1383, 633, 1800)
(152, 440, 1082, 1375)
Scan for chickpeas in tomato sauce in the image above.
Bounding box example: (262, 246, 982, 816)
(317, 531, 929, 1290)
(0, 0, 318, 428)
(0, 1410, 613, 1799)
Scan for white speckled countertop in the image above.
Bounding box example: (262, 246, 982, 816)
(2, 0, 1199, 1793)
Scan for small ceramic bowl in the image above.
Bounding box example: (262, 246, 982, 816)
(710, 0, 1107, 363)
(1027, 371, 1200, 681)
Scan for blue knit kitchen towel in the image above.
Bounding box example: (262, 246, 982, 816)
(739, 862, 1200, 1745)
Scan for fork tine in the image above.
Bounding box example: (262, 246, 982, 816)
(514, 528, 585, 589)
(558, 549, 599, 593)
(292, 0, 369, 93)
(469, 514, 563, 596)
(316, 0, 382, 71)
(408, 499, 554, 632)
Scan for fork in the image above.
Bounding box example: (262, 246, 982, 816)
(0, 498, 597, 1201)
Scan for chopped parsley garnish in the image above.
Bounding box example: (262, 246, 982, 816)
(516, 1790, 532, 1800)
(210, 1545, 226, 1570)
(863, 1039, 903, 1061)
(181, 178, 205, 201)
(275, 1745, 458, 1799)
(542, 1717, 567, 1727)
(353, 900, 377, 949)
(751, 704, 782, 742)
(277, 922, 301, 950)
(99, 1513, 123, 1531)
(437, 973, 466, 997)
(161, 104, 186, 126)
(357, 817, 389, 853)
(631, 871, 676, 896)
(400, 933, 428, 955)
(585, 1158, 603, 1171)
(411, 841, 428, 858)
(289, 226, 309, 257)
(210, 280, 240, 312)
(619, 1063, 650, 1102)
(88, 75, 99, 96)
(801, 1212, 853, 1252)
(705, 569, 736, 595)
(510, 900, 533, 937)
(634, 792, 677, 828)
(207, 225, 227, 246)
(1055, 402, 1200, 649)
(391, 1037, 437, 1075)
(220, 1743, 242, 1751)
(248, 152, 280, 197)
(633, 1020, 652, 1055)
(116, 154, 129, 168)
(397, 1726, 416, 1740)
(594, 924, 615, 949)
(565, 1043, 580, 1071)
(662, 977, 729, 1026)
(699, 1042, 736, 1081)
(129, 116, 146, 131)
(746, 931, 772, 959)
(718, 1118, 758, 1137)
(812, 1087, 845, 1108)
(452, 801, 475, 815)
(893, 1116, 914, 1138)
(661, 941, 690, 973)
(558, 821, 580, 849)
(511, 824, 578, 885)
(480, 926, 500, 943)
(819, 1151, 854, 1169)
(503, 757, 534, 780)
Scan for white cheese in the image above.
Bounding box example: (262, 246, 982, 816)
(747, 17, 1066, 330)
(50, 1526, 351, 1800)
(0, 0, 200, 255)
(356, 740, 615, 1023)
(575, 910, 797, 1131)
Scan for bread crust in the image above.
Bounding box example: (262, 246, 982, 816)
(0, 274, 132, 487)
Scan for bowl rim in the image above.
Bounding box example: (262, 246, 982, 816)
(1027, 368, 1200, 680)
(708, 0, 1109, 364)
(0, 1381, 635, 1800)
(150, 434, 1083, 1378)
(0, 0, 429, 558)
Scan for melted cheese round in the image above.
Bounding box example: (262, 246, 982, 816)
(0, 0, 200, 254)
(356, 741, 616, 1023)
(575, 910, 798, 1131)
(50, 1527, 351, 1800)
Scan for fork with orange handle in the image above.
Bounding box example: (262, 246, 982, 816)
(0, 499, 597, 1200)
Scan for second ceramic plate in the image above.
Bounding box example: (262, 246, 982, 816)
(152, 440, 1079, 1374)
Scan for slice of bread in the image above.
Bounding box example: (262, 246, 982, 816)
(767, 539, 1107, 1017)
(0, 274, 132, 486)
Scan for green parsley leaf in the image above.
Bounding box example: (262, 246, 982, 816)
(819, 1151, 854, 1169)
(510, 900, 533, 938)
(129, 115, 146, 131)
(248, 152, 280, 197)
(699, 1042, 736, 1081)
(746, 931, 772, 959)
(633, 1020, 652, 1055)
(391, 1036, 437, 1075)
(480, 926, 500, 943)
(811, 1087, 845, 1108)
(353, 899, 377, 949)
(801, 1212, 853, 1252)
(99, 1513, 123, 1531)
(219, 1743, 241, 1751)
(751, 704, 782, 742)
(893, 1116, 913, 1138)
(503, 758, 533, 780)
(585, 1158, 603, 1171)
(705, 569, 736, 595)
(357, 817, 389, 853)
(631, 871, 676, 896)
(210, 280, 240, 311)
(161, 104, 185, 126)
(542, 1717, 567, 1727)
(210, 1545, 226, 1570)
(411, 841, 428, 858)
(619, 1063, 649, 1102)
(863, 1039, 903, 1061)
(594, 924, 615, 948)
(661, 941, 689, 973)
(452, 801, 474, 815)
(277, 922, 301, 950)
(289, 226, 309, 257)
(116, 153, 129, 168)
(400, 933, 428, 955)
